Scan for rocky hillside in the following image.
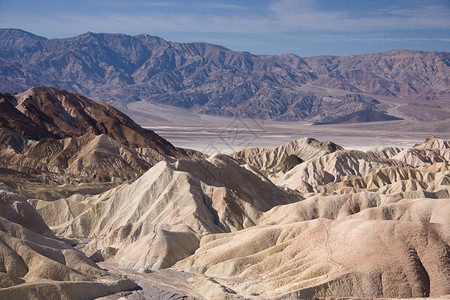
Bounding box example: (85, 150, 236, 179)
(0, 107, 447, 300)
(18, 136, 450, 299)
(1, 29, 449, 121)
(31, 154, 295, 272)
(176, 209, 449, 298)
(230, 137, 343, 175)
(5, 86, 180, 153)
(0, 184, 137, 298)
(0, 87, 194, 196)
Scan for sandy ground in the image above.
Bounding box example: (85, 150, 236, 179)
(95, 262, 204, 299)
(123, 99, 450, 154)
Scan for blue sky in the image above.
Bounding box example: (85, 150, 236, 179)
(0, 0, 449, 56)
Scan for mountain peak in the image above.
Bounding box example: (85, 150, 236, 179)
(10, 86, 184, 157)
(0, 28, 46, 39)
(0, 28, 46, 50)
(1, 30, 449, 123)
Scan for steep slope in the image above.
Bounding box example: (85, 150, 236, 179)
(276, 137, 450, 194)
(175, 218, 449, 299)
(260, 193, 450, 226)
(31, 154, 295, 271)
(13, 86, 180, 155)
(174, 188, 450, 299)
(231, 137, 343, 176)
(318, 162, 450, 198)
(7, 136, 449, 299)
(0, 94, 56, 140)
(2, 29, 448, 121)
(276, 150, 407, 193)
(174, 158, 450, 299)
(0, 130, 167, 181)
(0, 87, 197, 196)
(305, 50, 450, 98)
(0, 184, 137, 299)
(414, 136, 450, 162)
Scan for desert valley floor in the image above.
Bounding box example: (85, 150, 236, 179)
(124, 99, 450, 154)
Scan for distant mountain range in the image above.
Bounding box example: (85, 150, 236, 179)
(0, 28, 449, 122)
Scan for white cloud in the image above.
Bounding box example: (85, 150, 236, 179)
(269, 0, 450, 32)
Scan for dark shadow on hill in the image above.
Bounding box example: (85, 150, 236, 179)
(313, 110, 403, 125)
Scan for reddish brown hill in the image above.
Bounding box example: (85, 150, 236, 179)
(0, 94, 55, 140)
(0, 86, 194, 188)
(14, 86, 181, 157)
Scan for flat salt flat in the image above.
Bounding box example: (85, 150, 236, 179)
(124, 99, 450, 154)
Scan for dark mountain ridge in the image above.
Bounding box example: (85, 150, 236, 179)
(2, 86, 181, 155)
(0, 86, 197, 192)
(1, 29, 449, 122)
